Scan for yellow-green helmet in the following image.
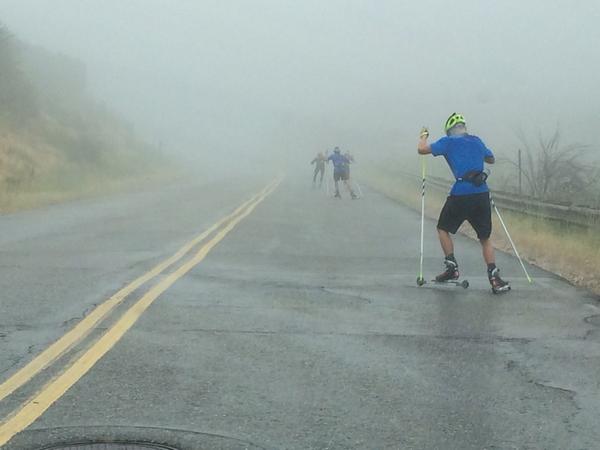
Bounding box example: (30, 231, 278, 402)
(444, 112, 466, 134)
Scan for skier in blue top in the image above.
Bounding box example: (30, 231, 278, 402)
(328, 147, 357, 199)
(417, 113, 510, 293)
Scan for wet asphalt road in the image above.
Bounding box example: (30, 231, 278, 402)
(1, 175, 599, 450)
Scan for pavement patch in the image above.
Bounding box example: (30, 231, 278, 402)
(584, 314, 600, 327)
(38, 443, 177, 449)
(6, 426, 267, 450)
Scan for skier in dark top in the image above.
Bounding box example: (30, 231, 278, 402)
(311, 152, 327, 187)
(327, 147, 357, 199)
(417, 113, 510, 293)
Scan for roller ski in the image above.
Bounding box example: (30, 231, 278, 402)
(432, 278, 469, 288)
(435, 258, 469, 288)
(433, 259, 469, 288)
(488, 267, 511, 294)
(416, 278, 469, 289)
(416, 259, 469, 288)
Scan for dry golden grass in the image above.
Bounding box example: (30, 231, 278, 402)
(362, 163, 600, 295)
(0, 124, 177, 213)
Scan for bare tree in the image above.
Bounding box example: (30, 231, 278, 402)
(500, 127, 596, 203)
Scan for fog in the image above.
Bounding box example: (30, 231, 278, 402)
(1, 0, 598, 172)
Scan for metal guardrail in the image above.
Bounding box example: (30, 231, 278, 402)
(408, 172, 600, 227)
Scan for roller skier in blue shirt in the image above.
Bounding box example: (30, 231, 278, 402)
(327, 147, 357, 199)
(417, 113, 510, 293)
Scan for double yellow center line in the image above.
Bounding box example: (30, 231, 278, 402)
(0, 176, 281, 447)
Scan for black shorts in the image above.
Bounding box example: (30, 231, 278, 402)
(437, 192, 492, 240)
(334, 170, 349, 181)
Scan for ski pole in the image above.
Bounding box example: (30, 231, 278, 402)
(490, 195, 533, 283)
(417, 156, 426, 286)
(354, 180, 364, 198)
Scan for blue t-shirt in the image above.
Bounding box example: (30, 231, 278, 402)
(430, 134, 494, 196)
(328, 153, 350, 172)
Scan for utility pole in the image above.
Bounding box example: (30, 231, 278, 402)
(518, 149, 522, 196)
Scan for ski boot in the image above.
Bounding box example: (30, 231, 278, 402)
(435, 259, 459, 282)
(334, 191, 342, 199)
(351, 192, 358, 199)
(489, 268, 511, 294)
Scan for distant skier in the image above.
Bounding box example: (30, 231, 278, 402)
(417, 113, 510, 293)
(328, 147, 357, 199)
(311, 152, 327, 187)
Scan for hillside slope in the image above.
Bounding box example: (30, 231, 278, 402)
(0, 25, 168, 211)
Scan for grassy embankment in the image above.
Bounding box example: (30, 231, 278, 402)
(0, 26, 176, 212)
(362, 161, 600, 295)
(0, 116, 176, 212)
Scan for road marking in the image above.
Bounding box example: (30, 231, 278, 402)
(0, 177, 281, 447)
(0, 179, 276, 406)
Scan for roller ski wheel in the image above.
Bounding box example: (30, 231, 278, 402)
(417, 276, 426, 286)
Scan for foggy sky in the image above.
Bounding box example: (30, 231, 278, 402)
(1, 0, 598, 168)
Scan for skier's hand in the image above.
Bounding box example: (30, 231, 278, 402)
(419, 127, 429, 139)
